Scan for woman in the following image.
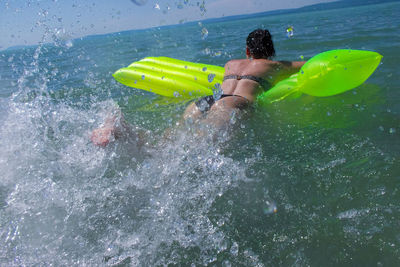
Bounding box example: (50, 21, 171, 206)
(182, 28, 305, 127)
(91, 29, 305, 146)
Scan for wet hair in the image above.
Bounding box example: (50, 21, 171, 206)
(246, 29, 276, 59)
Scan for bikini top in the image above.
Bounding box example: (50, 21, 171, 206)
(223, 74, 270, 89)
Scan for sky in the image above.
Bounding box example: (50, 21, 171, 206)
(0, 0, 337, 50)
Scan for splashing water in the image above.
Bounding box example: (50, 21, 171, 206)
(0, 94, 258, 265)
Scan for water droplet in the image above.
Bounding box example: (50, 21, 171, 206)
(286, 26, 294, 38)
(230, 242, 239, 256)
(263, 201, 277, 214)
(131, 0, 148, 6)
(199, 0, 206, 13)
(141, 75, 145, 80)
(214, 51, 222, 57)
(389, 128, 396, 134)
(201, 27, 209, 40)
(202, 67, 207, 72)
(208, 73, 216, 83)
(65, 40, 73, 48)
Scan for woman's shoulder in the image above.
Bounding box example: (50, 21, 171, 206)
(224, 59, 250, 72)
(225, 58, 247, 65)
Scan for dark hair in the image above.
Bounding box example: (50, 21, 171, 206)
(246, 29, 275, 59)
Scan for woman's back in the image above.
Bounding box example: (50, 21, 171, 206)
(222, 59, 303, 102)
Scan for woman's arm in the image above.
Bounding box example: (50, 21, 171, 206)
(290, 61, 306, 70)
(269, 60, 306, 84)
(278, 60, 306, 72)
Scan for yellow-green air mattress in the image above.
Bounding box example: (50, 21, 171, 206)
(113, 49, 382, 104)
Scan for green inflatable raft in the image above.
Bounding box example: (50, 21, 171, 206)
(113, 49, 382, 104)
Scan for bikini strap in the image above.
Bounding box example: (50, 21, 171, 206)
(240, 75, 265, 84)
(223, 74, 265, 85)
(220, 94, 250, 103)
(223, 74, 240, 81)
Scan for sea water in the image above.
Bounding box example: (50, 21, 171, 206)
(1, 2, 400, 266)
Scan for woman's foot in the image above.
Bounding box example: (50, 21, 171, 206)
(90, 115, 118, 147)
(90, 126, 115, 147)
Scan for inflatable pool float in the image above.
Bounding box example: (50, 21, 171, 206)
(113, 49, 382, 104)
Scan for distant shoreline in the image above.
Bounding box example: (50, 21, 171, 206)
(195, 0, 397, 25)
(2, 0, 398, 52)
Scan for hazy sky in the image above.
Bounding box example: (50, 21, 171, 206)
(0, 0, 337, 49)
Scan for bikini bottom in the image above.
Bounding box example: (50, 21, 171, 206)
(194, 94, 249, 113)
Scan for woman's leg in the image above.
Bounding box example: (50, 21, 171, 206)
(201, 96, 249, 129)
(90, 110, 146, 147)
(182, 102, 204, 122)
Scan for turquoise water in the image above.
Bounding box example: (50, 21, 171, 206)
(1, 2, 400, 266)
